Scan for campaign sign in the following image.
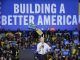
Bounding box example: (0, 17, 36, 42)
(0, 0, 79, 30)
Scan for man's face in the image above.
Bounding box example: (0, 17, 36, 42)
(39, 37, 44, 43)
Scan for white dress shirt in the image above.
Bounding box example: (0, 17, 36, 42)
(37, 42, 51, 55)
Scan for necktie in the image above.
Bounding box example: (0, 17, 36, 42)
(42, 43, 44, 55)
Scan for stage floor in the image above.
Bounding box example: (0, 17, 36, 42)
(19, 49, 35, 60)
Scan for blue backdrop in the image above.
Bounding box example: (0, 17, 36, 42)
(0, 0, 78, 30)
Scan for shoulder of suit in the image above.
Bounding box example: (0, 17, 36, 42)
(37, 42, 42, 45)
(44, 43, 49, 46)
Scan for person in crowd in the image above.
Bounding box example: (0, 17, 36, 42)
(61, 46, 70, 60)
(54, 43, 61, 60)
(0, 41, 3, 60)
(73, 37, 80, 45)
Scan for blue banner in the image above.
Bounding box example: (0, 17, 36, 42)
(0, 0, 79, 30)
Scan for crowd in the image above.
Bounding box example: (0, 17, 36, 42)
(0, 29, 80, 60)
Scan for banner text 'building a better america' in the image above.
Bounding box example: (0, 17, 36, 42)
(0, 0, 79, 30)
